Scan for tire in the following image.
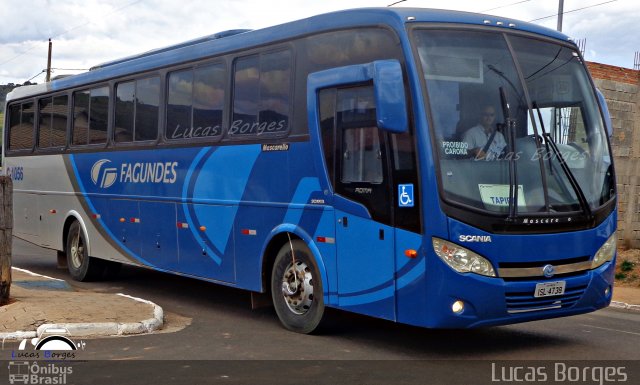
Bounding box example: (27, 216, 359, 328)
(66, 221, 105, 281)
(271, 239, 325, 334)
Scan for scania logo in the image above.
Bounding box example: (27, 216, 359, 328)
(459, 235, 492, 243)
(542, 264, 556, 278)
(91, 159, 118, 188)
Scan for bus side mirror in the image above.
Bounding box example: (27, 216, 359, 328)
(371, 60, 408, 134)
(596, 88, 613, 138)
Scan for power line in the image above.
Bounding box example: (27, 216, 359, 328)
(50, 67, 90, 71)
(25, 70, 46, 83)
(480, 0, 532, 13)
(0, 0, 142, 73)
(529, 0, 617, 22)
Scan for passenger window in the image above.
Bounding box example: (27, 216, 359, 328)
(38, 95, 68, 148)
(231, 50, 290, 138)
(342, 126, 383, 184)
(8, 102, 34, 151)
(167, 64, 225, 141)
(135, 77, 160, 141)
(115, 81, 135, 142)
(338, 87, 382, 184)
(115, 77, 159, 143)
(72, 87, 108, 146)
(89, 88, 108, 144)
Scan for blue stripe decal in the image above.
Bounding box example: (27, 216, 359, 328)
(69, 154, 155, 267)
(181, 148, 222, 264)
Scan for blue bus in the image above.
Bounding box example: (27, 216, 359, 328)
(3, 8, 617, 333)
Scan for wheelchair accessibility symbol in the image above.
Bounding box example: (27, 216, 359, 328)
(398, 184, 414, 207)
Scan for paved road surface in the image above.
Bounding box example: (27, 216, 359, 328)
(4, 238, 640, 384)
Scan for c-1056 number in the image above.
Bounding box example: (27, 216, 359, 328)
(6, 166, 24, 181)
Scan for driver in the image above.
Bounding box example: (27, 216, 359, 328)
(463, 105, 506, 160)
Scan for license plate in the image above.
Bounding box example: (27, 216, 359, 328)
(534, 281, 566, 298)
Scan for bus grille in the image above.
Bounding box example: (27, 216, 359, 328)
(505, 284, 587, 314)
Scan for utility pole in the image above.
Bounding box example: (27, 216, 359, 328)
(557, 0, 564, 32)
(45, 38, 52, 82)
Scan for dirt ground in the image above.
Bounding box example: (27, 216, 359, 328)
(616, 248, 640, 288)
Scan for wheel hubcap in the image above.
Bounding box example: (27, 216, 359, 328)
(280, 261, 314, 315)
(70, 233, 84, 268)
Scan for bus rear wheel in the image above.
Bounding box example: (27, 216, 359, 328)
(271, 239, 325, 334)
(66, 221, 105, 281)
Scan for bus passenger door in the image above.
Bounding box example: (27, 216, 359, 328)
(319, 86, 396, 320)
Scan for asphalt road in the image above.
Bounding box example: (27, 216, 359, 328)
(4, 237, 640, 384)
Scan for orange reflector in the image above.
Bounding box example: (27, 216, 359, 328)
(119, 218, 126, 223)
(404, 249, 418, 259)
(199, 226, 206, 232)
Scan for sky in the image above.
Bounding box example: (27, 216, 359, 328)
(0, 0, 637, 85)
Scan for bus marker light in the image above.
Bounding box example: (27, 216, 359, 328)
(130, 218, 140, 223)
(452, 300, 464, 314)
(49, 209, 57, 214)
(119, 218, 126, 223)
(316, 237, 335, 244)
(177, 222, 189, 229)
(405, 249, 418, 258)
(199, 226, 206, 232)
(92, 214, 101, 219)
(241, 229, 257, 236)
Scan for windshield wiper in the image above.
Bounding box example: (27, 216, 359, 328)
(533, 102, 593, 219)
(499, 87, 518, 221)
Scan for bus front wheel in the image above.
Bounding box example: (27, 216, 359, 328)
(271, 240, 325, 334)
(66, 221, 104, 281)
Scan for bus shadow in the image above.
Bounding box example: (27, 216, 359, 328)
(112, 264, 575, 359)
(319, 308, 576, 358)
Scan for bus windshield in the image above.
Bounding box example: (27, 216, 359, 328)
(415, 29, 614, 218)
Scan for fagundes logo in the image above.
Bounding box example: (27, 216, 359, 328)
(90, 159, 118, 188)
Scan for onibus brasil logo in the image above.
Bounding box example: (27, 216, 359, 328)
(7, 328, 84, 384)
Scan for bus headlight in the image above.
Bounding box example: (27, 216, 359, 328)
(592, 234, 616, 269)
(432, 238, 496, 277)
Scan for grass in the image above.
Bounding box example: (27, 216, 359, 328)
(616, 249, 640, 287)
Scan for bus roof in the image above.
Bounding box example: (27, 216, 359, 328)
(6, 7, 570, 102)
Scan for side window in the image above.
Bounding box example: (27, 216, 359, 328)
(338, 87, 382, 184)
(8, 102, 34, 151)
(231, 50, 291, 138)
(38, 95, 68, 148)
(319, 89, 336, 186)
(336, 86, 391, 224)
(38, 97, 53, 147)
(115, 77, 159, 143)
(135, 77, 160, 141)
(167, 63, 225, 141)
(72, 87, 108, 146)
(115, 81, 135, 142)
(89, 88, 108, 144)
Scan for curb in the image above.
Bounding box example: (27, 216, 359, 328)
(610, 301, 640, 312)
(0, 268, 164, 341)
(33, 293, 164, 338)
